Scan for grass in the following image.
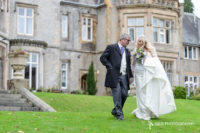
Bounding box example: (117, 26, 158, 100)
(0, 93, 200, 133)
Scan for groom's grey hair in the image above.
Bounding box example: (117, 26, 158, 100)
(120, 33, 130, 40)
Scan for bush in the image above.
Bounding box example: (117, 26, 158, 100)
(71, 90, 86, 95)
(190, 91, 194, 97)
(86, 61, 97, 95)
(46, 87, 62, 93)
(192, 93, 200, 100)
(173, 86, 186, 99)
(196, 87, 200, 94)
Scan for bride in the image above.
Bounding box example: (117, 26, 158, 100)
(132, 36, 176, 120)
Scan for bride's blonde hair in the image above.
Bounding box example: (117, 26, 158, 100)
(136, 35, 154, 57)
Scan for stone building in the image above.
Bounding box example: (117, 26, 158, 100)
(0, 0, 199, 95)
(0, 0, 9, 91)
(182, 12, 200, 96)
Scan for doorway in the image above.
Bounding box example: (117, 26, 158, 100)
(24, 53, 39, 90)
(81, 74, 87, 92)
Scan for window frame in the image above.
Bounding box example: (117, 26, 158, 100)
(61, 15, 69, 39)
(17, 6, 34, 36)
(184, 75, 199, 96)
(81, 17, 93, 42)
(127, 17, 144, 42)
(61, 63, 68, 89)
(25, 52, 39, 90)
(153, 18, 172, 44)
(184, 46, 198, 60)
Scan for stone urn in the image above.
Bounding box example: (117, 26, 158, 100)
(8, 50, 29, 79)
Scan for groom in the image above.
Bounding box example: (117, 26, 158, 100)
(100, 33, 133, 120)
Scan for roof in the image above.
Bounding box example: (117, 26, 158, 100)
(182, 12, 200, 46)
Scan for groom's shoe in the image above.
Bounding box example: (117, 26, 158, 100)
(112, 113, 118, 119)
(111, 111, 118, 119)
(111, 112, 123, 121)
(117, 116, 124, 121)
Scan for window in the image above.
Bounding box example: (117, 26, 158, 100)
(17, 7, 34, 35)
(62, 15, 68, 38)
(82, 17, 93, 41)
(161, 60, 173, 85)
(128, 17, 144, 42)
(184, 46, 198, 60)
(184, 75, 199, 96)
(61, 63, 68, 89)
(0, 0, 4, 10)
(25, 53, 39, 90)
(153, 18, 171, 44)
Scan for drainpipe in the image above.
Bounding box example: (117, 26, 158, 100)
(178, 2, 184, 86)
(178, 51, 181, 86)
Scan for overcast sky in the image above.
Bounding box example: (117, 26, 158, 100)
(179, 0, 200, 18)
(192, 0, 200, 18)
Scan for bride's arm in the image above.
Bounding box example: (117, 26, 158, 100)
(131, 55, 136, 74)
(152, 47, 157, 57)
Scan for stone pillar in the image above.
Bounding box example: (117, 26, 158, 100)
(8, 79, 29, 93)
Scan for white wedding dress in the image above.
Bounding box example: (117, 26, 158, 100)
(132, 48, 176, 120)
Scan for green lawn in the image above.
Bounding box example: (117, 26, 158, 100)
(0, 93, 200, 133)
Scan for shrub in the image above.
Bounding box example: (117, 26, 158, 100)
(71, 90, 86, 95)
(173, 86, 186, 99)
(190, 91, 194, 97)
(196, 87, 200, 94)
(192, 93, 200, 100)
(86, 61, 97, 95)
(46, 87, 62, 93)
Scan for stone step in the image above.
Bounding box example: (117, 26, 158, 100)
(0, 89, 42, 112)
(0, 93, 22, 99)
(0, 101, 33, 107)
(0, 96, 25, 101)
(0, 89, 10, 94)
(21, 107, 41, 111)
(0, 106, 41, 111)
(0, 106, 20, 111)
(0, 98, 27, 103)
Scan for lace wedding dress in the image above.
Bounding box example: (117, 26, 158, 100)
(132, 48, 176, 120)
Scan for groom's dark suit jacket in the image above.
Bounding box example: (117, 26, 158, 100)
(100, 43, 133, 89)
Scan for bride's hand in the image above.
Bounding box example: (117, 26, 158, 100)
(129, 77, 133, 84)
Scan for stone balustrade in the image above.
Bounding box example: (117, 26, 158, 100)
(116, 0, 147, 5)
(116, 0, 178, 9)
(152, 0, 178, 8)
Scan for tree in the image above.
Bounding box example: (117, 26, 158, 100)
(86, 61, 97, 95)
(184, 0, 194, 13)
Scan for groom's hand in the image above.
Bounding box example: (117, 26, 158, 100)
(129, 78, 133, 84)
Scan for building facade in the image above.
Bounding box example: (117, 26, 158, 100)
(0, 0, 199, 95)
(182, 13, 200, 96)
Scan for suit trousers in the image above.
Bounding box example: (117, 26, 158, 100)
(111, 74, 128, 118)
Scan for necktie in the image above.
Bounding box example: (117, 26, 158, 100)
(121, 47, 125, 55)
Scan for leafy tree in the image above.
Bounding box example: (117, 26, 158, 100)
(184, 0, 194, 13)
(86, 61, 97, 95)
